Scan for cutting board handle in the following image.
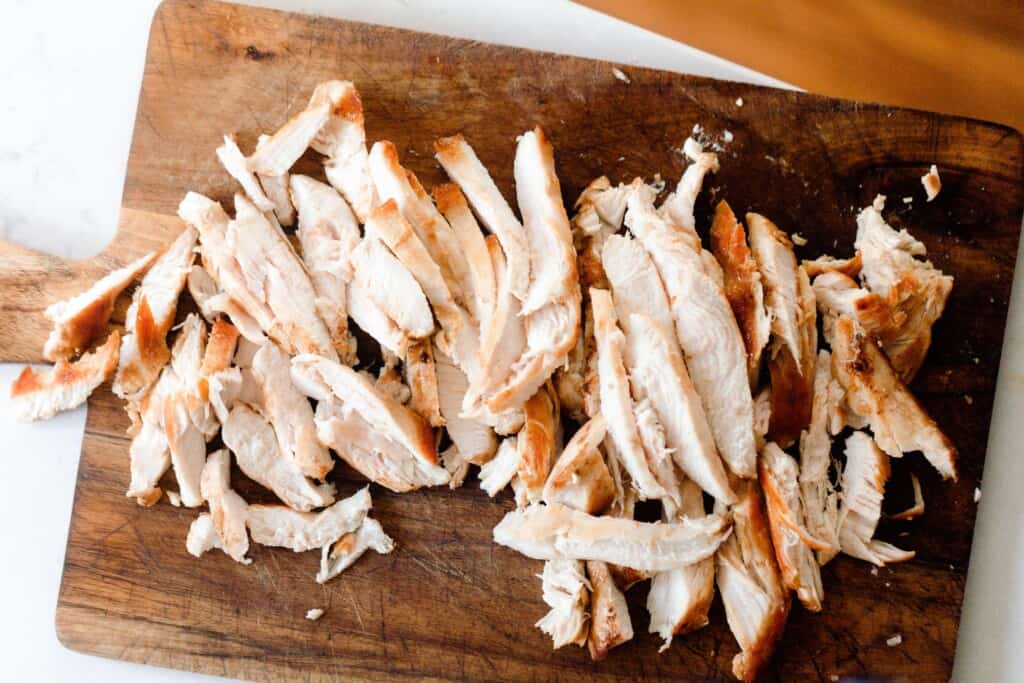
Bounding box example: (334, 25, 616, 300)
(0, 208, 186, 363)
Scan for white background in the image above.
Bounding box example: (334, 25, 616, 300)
(0, 1, 1020, 681)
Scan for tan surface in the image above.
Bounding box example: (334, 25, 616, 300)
(580, 0, 1024, 132)
(0, 0, 1021, 680)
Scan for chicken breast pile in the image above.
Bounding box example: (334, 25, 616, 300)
(11, 81, 959, 679)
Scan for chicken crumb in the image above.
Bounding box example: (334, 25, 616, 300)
(922, 164, 941, 201)
(973, 357, 980, 365)
(166, 491, 182, 507)
(611, 67, 631, 84)
(964, 395, 973, 405)
(974, 487, 981, 503)
(903, 196, 913, 204)
(886, 634, 902, 647)
(736, 97, 744, 107)
(723, 130, 734, 143)
(306, 608, 324, 621)
(885, 582, 891, 588)
(791, 232, 808, 246)
(870, 567, 879, 577)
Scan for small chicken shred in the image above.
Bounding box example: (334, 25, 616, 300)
(535, 559, 591, 649)
(199, 448, 251, 564)
(516, 383, 560, 502)
(317, 516, 395, 584)
(479, 436, 521, 497)
(586, 559, 633, 661)
(799, 350, 841, 565)
(246, 486, 372, 552)
(542, 414, 615, 515)
(404, 339, 444, 427)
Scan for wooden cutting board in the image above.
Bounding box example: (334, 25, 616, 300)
(1, 0, 1020, 680)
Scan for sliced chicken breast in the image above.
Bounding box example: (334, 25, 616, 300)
(601, 233, 675, 335)
(542, 414, 615, 515)
(492, 501, 732, 572)
(433, 182, 496, 327)
(479, 436, 520, 497)
(114, 227, 196, 400)
(626, 185, 756, 479)
(404, 339, 443, 427)
(347, 279, 409, 356)
(710, 201, 770, 388)
(516, 382, 559, 501)
(838, 432, 915, 566)
(586, 560, 633, 661)
(246, 486, 372, 552)
(660, 137, 720, 235)
(291, 174, 360, 364)
(217, 134, 275, 213)
(350, 235, 435, 340)
(799, 350, 841, 565)
(254, 133, 296, 226)
(42, 252, 155, 362)
(12, 330, 120, 422)
(803, 252, 862, 279)
(829, 316, 957, 480)
(536, 559, 590, 649)
(199, 448, 251, 564)
(435, 351, 497, 465)
(317, 516, 395, 583)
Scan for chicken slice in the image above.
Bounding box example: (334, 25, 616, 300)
(369, 141, 471, 307)
(516, 383, 559, 501)
(647, 478, 716, 651)
(247, 486, 371, 551)
(586, 559, 633, 661)
(317, 516, 395, 584)
(251, 341, 334, 480)
(626, 185, 756, 479)
(247, 80, 348, 177)
(854, 198, 953, 381)
(710, 201, 770, 388)
(591, 288, 666, 500)
(434, 182, 496, 327)
(543, 414, 615, 515)
(347, 279, 409, 356)
(364, 199, 461, 349)
(715, 478, 790, 683)
(839, 432, 915, 566)
(291, 174, 360, 364)
(758, 443, 825, 611)
(222, 405, 336, 511)
(292, 353, 438, 466)
(829, 316, 957, 479)
(479, 436, 520, 497)
(11, 330, 120, 422)
(254, 133, 295, 226)
(435, 351, 497, 465)
(434, 133, 530, 302)
(493, 502, 732, 572)
(199, 448, 251, 564)
(310, 82, 378, 223)
(803, 252, 862, 279)
(799, 350, 841, 565)
(187, 265, 266, 345)
(602, 233, 675, 335)
(404, 339, 443, 427)
(441, 445, 471, 489)
(315, 398, 449, 492)
(625, 313, 735, 504)
(350, 235, 435, 341)
(42, 252, 155, 362)
(161, 315, 210, 507)
(661, 137, 720, 235)
(536, 559, 590, 649)
(217, 134, 275, 213)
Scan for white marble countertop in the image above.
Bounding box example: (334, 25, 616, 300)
(0, 1, 1020, 681)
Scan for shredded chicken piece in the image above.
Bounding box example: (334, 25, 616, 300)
(434, 133, 530, 302)
(291, 174, 360, 364)
(479, 437, 520, 497)
(347, 279, 409, 356)
(829, 316, 957, 479)
(661, 137, 720, 234)
(854, 199, 953, 381)
(369, 141, 471, 309)
(317, 516, 395, 583)
(222, 404, 336, 511)
(648, 478, 716, 650)
(889, 473, 925, 520)
(306, 608, 325, 621)
(710, 201, 770, 388)
(42, 252, 155, 362)
(586, 560, 633, 661)
(536, 559, 591, 649)
(747, 212, 816, 447)
(759, 443, 825, 611)
(543, 414, 615, 515)
(435, 351, 497, 465)
(199, 448, 251, 564)
(350, 235, 435, 340)
(803, 252, 862, 279)
(716, 479, 790, 683)
(626, 183, 757, 479)
(292, 353, 438, 466)
(516, 383, 559, 501)
(404, 339, 443, 427)
(921, 164, 941, 201)
(602, 233, 676, 339)
(114, 227, 196, 400)
(434, 182, 497, 327)
(838, 432, 915, 566)
(440, 445, 471, 489)
(247, 486, 371, 552)
(315, 398, 450, 492)
(591, 288, 667, 499)
(799, 350, 841, 565)
(217, 134, 275, 212)
(254, 133, 295, 226)
(493, 502, 732, 572)
(251, 341, 333, 480)
(186, 513, 221, 558)
(11, 330, 120, 421)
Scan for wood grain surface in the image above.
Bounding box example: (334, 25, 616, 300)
(0, 0, 1020, 680)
